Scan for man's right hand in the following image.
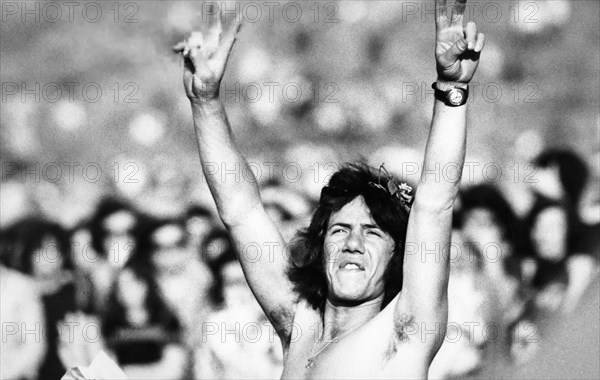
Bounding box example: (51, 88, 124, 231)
(174, 10, 241, 102)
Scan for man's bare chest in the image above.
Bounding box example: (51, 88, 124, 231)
(281, 339, 392, 379)
(279, 306, 427, 379)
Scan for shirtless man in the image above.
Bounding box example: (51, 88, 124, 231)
(176, 0, 485, 378)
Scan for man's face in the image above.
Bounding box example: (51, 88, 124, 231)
(323, 196, 395, 304)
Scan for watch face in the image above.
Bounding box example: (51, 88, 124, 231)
(448, 89, 464, 105)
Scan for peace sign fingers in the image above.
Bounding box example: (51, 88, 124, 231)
(434, 0, 484, 83)
(176, 6, 243, 101)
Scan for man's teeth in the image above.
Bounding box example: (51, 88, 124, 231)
(343, 263, 360, 269)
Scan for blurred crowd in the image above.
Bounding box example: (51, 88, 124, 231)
(1, 146, 598, 380)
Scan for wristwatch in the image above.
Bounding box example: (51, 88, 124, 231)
(432, 82, 469, 107)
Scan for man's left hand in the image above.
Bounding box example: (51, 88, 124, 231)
(435, 0, 485, 83)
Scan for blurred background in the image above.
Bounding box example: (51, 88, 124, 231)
(1, 1, 598, 379)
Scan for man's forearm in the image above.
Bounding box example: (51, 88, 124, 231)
(413, 0, 485, 213)
(414, 98, 467, 211)
(191, 99, 262, 225)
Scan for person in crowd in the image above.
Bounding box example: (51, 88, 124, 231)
(526, 149, 598, 315)
(50, 224, 105, 373)
(90, 197, 140, 268)
(12, 218, 77, 380)
(194, 255, 283, 379)
(89, 197, 141, 310)
(0, 262, 47, 380)
(460, 184, 527, 326)
(525, 198, 579, 316)
(135, 218, 213, 370)
(102, 262, 187, 379)
(531, 148, 598, 260)
(456, 185, 542, 368)
(175, 0, 486, 377)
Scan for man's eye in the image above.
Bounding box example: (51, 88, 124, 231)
(367, 230, 382, 237)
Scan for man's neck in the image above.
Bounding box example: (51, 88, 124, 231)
(321, 295, 384, 340)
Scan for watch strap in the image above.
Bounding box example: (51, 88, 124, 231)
(432, 82, 469, 106)
(433, 81, 469, 91)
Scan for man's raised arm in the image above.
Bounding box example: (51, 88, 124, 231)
(395, 0, 485, 357)
(177, 13, 298, 345)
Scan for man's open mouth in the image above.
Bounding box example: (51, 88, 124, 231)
(339, 261, 365, 270)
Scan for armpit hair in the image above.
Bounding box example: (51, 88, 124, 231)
(385, 313, 416, 360)
(268, 306, 296, 346)
(394, 312, 416, 344)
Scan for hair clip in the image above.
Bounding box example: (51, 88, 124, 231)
(369, 164, 413, 211)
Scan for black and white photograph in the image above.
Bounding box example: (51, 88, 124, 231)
(1, 0, 599, 379)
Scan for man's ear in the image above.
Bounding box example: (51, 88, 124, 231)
(388, 241, 398, 258)
(386, 247, 394, 259)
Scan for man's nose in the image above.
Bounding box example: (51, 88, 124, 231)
(343, 229, 364, 253)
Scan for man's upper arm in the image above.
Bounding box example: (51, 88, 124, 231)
(225, 204, 299, 345)
(395, 200, 452, 354)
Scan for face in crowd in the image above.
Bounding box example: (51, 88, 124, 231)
(531, 206, 568, 262)
(32, 235, 65, 277)
(150, 222, 192, 272)
(103, 210, 137, 269)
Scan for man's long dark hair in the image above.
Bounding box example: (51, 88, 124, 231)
(287, 163, 411, 313)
